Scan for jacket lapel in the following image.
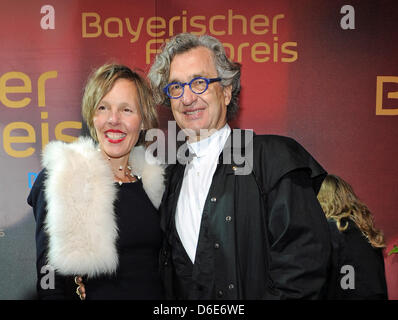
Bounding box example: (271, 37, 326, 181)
(160, 163, 185, 237)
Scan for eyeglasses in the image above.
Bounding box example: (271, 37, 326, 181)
(163, 77, 222, 99)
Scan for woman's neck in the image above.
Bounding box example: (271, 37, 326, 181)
(100, 150, 136, 184)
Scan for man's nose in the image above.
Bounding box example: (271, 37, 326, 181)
(181, 85, 198, 106)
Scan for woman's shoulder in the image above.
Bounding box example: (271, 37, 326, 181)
(31, 168, 47, 189)
(328, 218, 380, 256)
(27, 169, 48, 208)
(42, 137, 99, 169)
(327, 219, 361, 239)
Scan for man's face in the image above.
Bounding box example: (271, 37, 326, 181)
(168, 46, 232, 141)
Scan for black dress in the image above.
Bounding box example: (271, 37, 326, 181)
(326, 219, 388, 300)
(28, 171, 164, 300)
(82, 180, 164, 299)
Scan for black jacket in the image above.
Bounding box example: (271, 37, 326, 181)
(160, 133, 331, 299)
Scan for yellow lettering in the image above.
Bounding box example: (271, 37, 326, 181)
(228, 9, 247, 35)
(169, 15, 181, 36)
(236, 42, 249, 63)
(0, 72, 31, 108)
(281, 42, 298, 62)
(41, 122, 49, 150)
(251, 42, 270, 63)
(3, 122, 36, 158)
(190, 16, 206, 35)
(376, 76, 398, 115)
(146, 17, 166, 37)
(37, 71, 58, 107)
(146, 39, 165, 64)
(125, 17, 144, 43)
(82, 12, 102, 38)
(209, 15, 226, 36)
(272, 14, 284, 34)
(273, 37, 279, 62)
(250, 15, 269, 35)
(104, 17, 123, 38)
(181, 10, 188, 33)
(55, 121, 82, 143)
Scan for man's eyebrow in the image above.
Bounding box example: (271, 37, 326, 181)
(168, 74, 206, 84)
(167, 77, 181, 84)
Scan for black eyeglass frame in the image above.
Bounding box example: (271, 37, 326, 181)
(163, 77, 222, 99)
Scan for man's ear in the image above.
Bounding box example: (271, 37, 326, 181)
(223, 84, 232, 106)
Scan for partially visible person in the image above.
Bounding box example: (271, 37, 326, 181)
(317, 174, 388, 300)
(28, 63, 165, 300)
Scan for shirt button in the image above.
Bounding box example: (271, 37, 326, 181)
(232, 166, 238, 171)
(225, 216, 232, 222)
(228, 283, 234, 290)
(211, 197, 217, 202)
(214, 242, 220, 249)
(217, 290, 223, 297)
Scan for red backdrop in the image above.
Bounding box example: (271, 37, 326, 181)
(0, 0, 397, 299)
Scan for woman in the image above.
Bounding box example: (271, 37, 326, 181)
(318, 174, 388, 299)
(28, 63, 165, 300)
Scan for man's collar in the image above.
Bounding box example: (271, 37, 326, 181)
(175, 125, 255, 172)
(187, 124, 231, 158)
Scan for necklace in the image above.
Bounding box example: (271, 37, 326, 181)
(112, 164, 138, 186)
(98, 148, 138, 185)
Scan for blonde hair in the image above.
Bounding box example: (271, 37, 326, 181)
(81, 63, 158, 146)
(317, 174, 385, 248)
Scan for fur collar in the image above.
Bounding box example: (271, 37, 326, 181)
(42, 137, 165, 277)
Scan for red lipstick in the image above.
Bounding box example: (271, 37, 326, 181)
(104, 129, 126, 144)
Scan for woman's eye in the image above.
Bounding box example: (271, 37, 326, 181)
(97, 105, 106, 111)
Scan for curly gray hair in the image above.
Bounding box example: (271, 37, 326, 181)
(148, 33, 241, 121)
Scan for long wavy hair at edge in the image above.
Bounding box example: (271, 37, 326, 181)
(317, 174, 385, 248)
(148, 33, 241, 121)
(81, 63, 158, 147)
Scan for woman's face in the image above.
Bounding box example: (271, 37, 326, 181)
(93, 78, 142, 160)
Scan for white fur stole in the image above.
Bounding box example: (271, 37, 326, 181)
(42, 137, 165, 277)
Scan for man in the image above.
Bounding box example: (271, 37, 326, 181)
(148, 33, 331, 299)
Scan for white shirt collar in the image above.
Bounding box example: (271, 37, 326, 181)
(187, 124, 231, 158)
